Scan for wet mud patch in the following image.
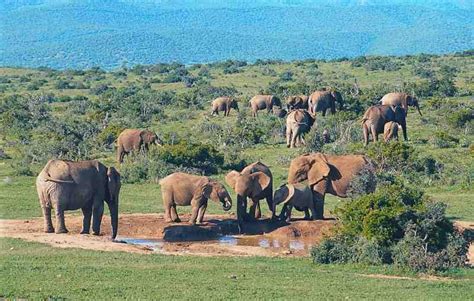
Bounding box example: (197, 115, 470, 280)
(0, 213, 336, 257)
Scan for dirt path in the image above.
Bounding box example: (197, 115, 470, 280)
(0, 213, 336, 257)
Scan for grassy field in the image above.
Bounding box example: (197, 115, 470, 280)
(1, 238, 473, 300)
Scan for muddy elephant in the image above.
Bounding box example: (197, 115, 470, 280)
(362, 105, 407, 145)
(211, 96, 239, 116)
(288, 153, 374, 219)
(116, 129, 162, 163)
(36, 160, 121, 239)
(225, 161, 273, 232)
(249, 95, 282, 117)
(380, 92, 421, 116)
(286, 95, 309, 111)
(273, 183, 316, 222)
(308, 90, 343, 116)
(383, 121, 399, 142)
(159, 172, 232, 225)
(286, 109, 316, 148)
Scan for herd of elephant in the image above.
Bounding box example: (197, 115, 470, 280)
(35, 90, 421, 241)
(211, 91, 422, 147)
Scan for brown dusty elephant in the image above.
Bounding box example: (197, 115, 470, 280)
(286, 95, 309, 111)
(380, 92, 421, 116)
(249, 95, 282, 117)
(383, 121, 399, 142)
(273, 107, 288, 118)
(225, 161, 273, 233)
(308, 90, 344, 116)
(362, 105, 407, 145)
(116, 129, 162, 163)
(159, 172, 232, 225)
(288, 153, 374, 219)
(36, 160, 121, 239)
(273, 183, 316, 222)
(286, 109, 316, 148)
(211, 96, 239, 116)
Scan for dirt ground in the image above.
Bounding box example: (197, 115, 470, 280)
(0, 213, 336, 257)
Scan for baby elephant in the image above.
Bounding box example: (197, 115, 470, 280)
(273, 183, 316, 222)
(159, 172, 232, 225)
(383, 121, 399, 142)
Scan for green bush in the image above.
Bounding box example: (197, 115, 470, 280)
(447, 109, 473, 128)
(430, 131, 459, 148)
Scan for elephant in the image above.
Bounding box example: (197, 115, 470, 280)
(225, 161, 273, 232)
(159, 172, 232, 225)
(273, 107, 288, 118)
(249, 95, 282, 117)
(273, 183, 316, 222)
(286, 109, 316, 148)
(362, 105, 407, 145)
(288, 153, 374, 219)
(116, 129, 162, 163)
(211, 96, 239, 116)
(36, 159, 121, 239)
(308, 90, 343, 116)
(286, 95, 309, 111)
(380, 92, 421, 116)
(383, 121, 399, 142)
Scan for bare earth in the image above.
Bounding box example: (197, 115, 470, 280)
(0, 213, 336, 257)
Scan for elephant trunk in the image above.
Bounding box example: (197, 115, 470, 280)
(108, 202, 119, 240)
(236, 195, 245, 233)
(222, 197, 232, 211)
(415, 103, 422, 116)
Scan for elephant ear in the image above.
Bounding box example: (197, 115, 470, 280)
(140, 130, 154, 143)
(250, 172, 271, 196)
(225, 171, 240, 190)
(307, 153, 331, 186)
(195, 177, 212, 199)
(282, 184, 295, 205)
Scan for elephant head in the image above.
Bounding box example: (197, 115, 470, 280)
(208, 180, 232, 211)
(273, 184, 295, 208)
(230, 99, 239, 111)
(141, 130, 162, 146)
(287, 153, 330, 186)
(406, 95, 422, 116)
(331, 91, 344, 110)
(105, 166, 121, 240)
(225, 170, 271, 232)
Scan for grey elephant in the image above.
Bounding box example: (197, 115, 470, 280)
(380, 92, 421, 116)
(286, 109, 316, 148)
(211, 96, 239, 116)
(308, 90, 344, 116)
(116, 129, 162, 163)
(288, 153, 375, 219)
(159, 172, 232, 225)
(273, 183, 316, 222)
(362, 105, 407, 145)
(286, 95, 309, 111)
(225, 161, 273, 232)
(36, 160, 121, 239)
(249, 95, 282, 117)
(383, 121, 399, 142)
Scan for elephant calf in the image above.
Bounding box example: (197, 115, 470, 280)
(383, 121, 399, 142)
(36, 160, 121, 239)
(116, 129, 162, 163)
(249, 95, 282, 117)
(159, 172, 232, 225)
(211, 96, 239, 116)
(286, 109, 316, 148)
(273, 183, 316, 222)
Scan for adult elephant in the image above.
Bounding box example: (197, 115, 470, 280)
(380, 92, 421, 116)
(116, 129, 162, 163)
(362, 105, 407, 145)
(159, 172, 232, 225)
(308, 90, 344, 116)
(286, 109, 316, 148)
(225, 161, 273, 232)
(288, 153, 374, 219)
(286, 95, 309, 111)
(36, 160, 121, 240)
(249, 95, 282, 117)
(211, 96, 239, 116)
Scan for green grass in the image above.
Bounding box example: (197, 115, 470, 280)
(1, 238, 473, 300)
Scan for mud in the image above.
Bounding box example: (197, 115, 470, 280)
(0, 213, 336, 257)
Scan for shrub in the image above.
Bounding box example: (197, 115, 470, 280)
(430, 131, 459, 148)
(447, 109, 473, 128)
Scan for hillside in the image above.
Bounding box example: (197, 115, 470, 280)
(1, 1, 473, 69)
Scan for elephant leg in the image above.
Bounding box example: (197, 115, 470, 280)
(309, 202, 317, 220)
(402, 124, 408, 141)
(162, 189, 174, 223)
(254, 200, 262, 219)
(278, 203, 288, 221)
(189, 199, 201, 225)
(322, 109, 326, 117)
(266, 196, 275, 219)
(285, 204, 294, 223)
(42, 206, 54, 233)
(55, 206, 68, 234)
(170, 204, 181, 223)
(363, 124, 369, 146)
(92, 203, 104, 236)
(312, 192, 325, 220)
(286, 126, 292, 148)
(197, 201, 208, 224)
(80, 205, 92, 234)
(371, 125, 378, 142)
(291, 128, 299, 148)
(248, 199, 259, 220)
(303, 209, 311, 220)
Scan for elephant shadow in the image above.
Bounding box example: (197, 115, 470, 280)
(162, 218, 292, 242)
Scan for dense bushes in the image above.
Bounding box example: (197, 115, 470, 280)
(311, 183, 468, 273)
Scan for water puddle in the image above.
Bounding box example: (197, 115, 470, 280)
(117, 238, 164, 251)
